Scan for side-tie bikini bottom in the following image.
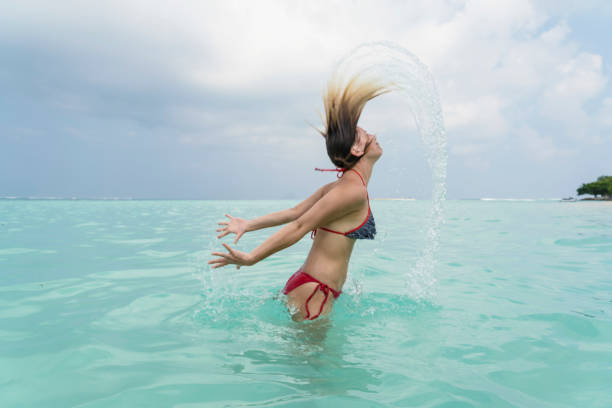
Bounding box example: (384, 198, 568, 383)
(283, 266, 341, 320)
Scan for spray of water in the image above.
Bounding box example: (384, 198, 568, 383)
(333, 41, 447, 298)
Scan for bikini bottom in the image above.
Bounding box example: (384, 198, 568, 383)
(283, 265, 341, 320)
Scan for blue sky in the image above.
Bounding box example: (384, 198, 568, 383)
(1, 0, 611, 199)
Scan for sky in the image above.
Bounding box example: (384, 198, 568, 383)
(1, 0, 611, 199)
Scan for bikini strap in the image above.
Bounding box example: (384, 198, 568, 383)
(314, 167, 345, 178)
(314, 167, 366, 186)
(304, 282, 331, 320)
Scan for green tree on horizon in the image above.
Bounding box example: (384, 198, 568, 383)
(577, 175, 612, 198)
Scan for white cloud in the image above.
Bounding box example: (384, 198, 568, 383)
(450, 142, 487, 156)
(597, 97, 612, 129)
(5, 1, 607, 132)
(443, 95, 507, 138)
(1, 0, 611, 198)
(518, 126, 576, 161)
(540, 52, 607, 120)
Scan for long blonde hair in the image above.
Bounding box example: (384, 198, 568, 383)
(315, 70, 394, 169)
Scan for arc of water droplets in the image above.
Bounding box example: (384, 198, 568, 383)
(333, 41, 448, 298)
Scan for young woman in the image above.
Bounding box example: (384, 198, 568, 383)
(208, 72, 393, 321)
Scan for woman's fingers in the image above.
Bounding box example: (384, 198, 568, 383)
(210, 249, 240, 263)
(208, 257, 228, 268)
(211, 261, 227, 269)
(211, 250, 230, 258)
(209, 258, 228, 268)
(222, 243, 235, 254)
(209, 242, 250, 269)
(217, 231, 230, 239)
(210, 253, 232, 264)
(218, 221, 229, 226)
(225, 214, 233, 219)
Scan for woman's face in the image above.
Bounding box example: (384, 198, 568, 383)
(353, 126, 382, 160)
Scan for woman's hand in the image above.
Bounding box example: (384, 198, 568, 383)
(208, 243, 256, 270)
(216, 214, 249, 244)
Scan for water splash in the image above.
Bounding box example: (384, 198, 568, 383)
(333, 41, 448, 298)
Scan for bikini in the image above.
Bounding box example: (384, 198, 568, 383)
(282, 167, 376, 320)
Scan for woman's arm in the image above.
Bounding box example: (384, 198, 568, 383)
(208, 182, 365, 269)
(245, 208, 297, 232)
(216, 181, 336, 242)
(248, 181, 336, 231)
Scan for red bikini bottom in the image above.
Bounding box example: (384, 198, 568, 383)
(283, 266, 342, 320)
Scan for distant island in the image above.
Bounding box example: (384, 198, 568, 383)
(576, 175, 612, 201)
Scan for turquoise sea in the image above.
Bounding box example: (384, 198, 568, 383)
(1, 199, 611, 407)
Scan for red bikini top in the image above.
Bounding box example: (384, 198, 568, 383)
(311, 167, 375, 240)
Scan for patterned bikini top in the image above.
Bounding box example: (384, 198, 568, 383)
(311, 168, 376, 240)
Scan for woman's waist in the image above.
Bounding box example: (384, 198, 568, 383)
(301, 257, 349, 290)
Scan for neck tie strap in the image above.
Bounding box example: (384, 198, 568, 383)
(314, 167, 345, 178)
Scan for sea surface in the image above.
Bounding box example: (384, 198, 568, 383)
(1, 199, 610, 407)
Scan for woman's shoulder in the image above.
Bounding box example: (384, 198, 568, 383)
(331, 175, 368, 202)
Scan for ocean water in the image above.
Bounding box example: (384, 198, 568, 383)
(1, 199, 611, 407)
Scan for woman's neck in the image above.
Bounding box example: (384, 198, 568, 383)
(351, 158, 375, 186)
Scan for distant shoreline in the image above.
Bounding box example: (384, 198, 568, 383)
(577, 197, 612, 201)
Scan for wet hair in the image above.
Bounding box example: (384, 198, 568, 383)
(314, 70, 394, 169)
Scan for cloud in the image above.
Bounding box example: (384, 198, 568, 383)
(596, 97, 612, 129)
(0, 0, 610, 198)
(444, 95, 508, 139)
(518, 126, 576, 161)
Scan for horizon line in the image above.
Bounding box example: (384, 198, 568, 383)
(0, 196, 575, 201)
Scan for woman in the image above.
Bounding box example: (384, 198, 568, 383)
(208, 72, 393, 321)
